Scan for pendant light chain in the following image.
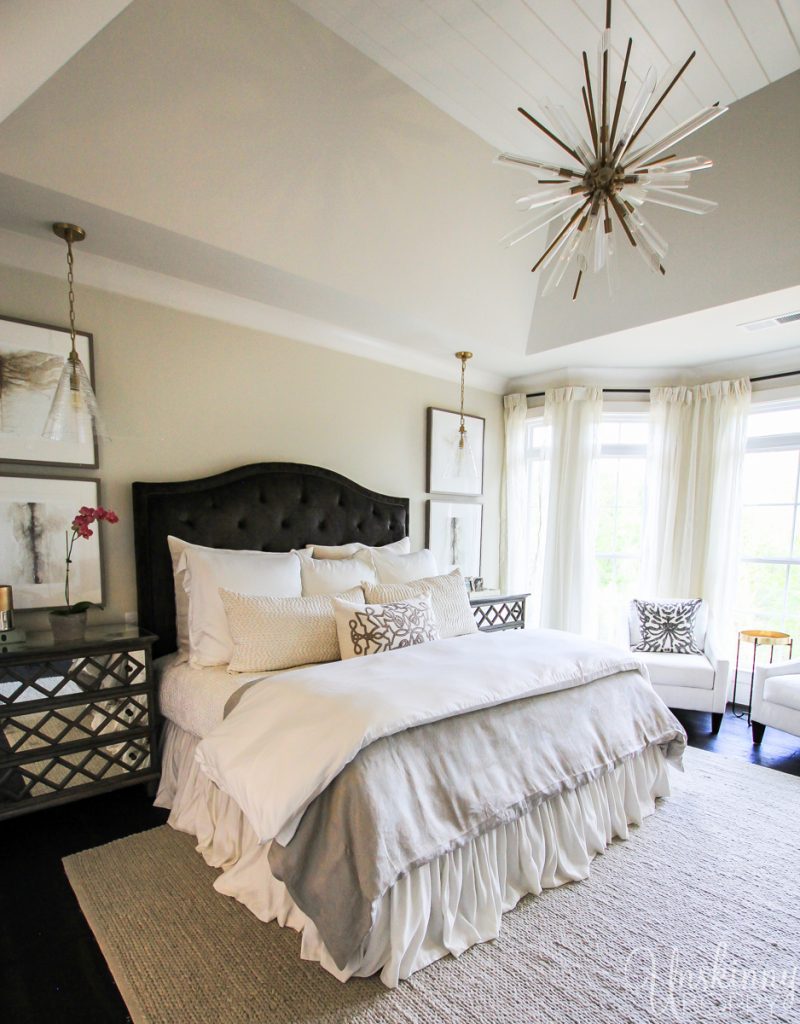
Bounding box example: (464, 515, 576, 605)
(455, 351, 472, 450)
(65, 237, 79, 365)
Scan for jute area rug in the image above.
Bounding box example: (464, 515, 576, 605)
(64, 747, 800, 1024)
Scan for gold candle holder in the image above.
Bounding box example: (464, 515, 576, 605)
(0, 584, 13, 631)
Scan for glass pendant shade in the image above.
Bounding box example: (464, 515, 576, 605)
(42, 354, 107, 443)
(447, 427, 479, 481)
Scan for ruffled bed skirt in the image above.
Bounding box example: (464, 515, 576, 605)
(156, 720, 672, 987)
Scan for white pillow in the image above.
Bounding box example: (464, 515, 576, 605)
(221, 586, 364, 672)
(304, 537, 411, 560)
(168, 536, 265, 656)
(333, 594, 439, 660)
(363, 569, 477, 640)
(179, 546, 302, 667)
(167, 535, 193, 654)
(298, 551, 376, 596)
(358, 547, 438, 584)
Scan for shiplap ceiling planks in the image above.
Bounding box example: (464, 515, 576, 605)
(292, 0, 799, 161)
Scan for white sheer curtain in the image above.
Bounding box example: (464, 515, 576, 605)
(641, 377, 751, 649)
(540, 386, 602, 634)
(500, 394, 530, 594)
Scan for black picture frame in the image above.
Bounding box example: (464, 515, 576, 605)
(426, 497, 483, 579)
(0, 314, 98, 469)
(426, 407, 485, 497)
(0, 473, 105, 610)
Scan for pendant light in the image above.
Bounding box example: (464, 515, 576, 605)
(497, 0, 726, 300)
(447, 351, 478, 481)
(43, 223, 106, 443)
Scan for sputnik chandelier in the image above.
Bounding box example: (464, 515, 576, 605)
(497, 0, 727, 300)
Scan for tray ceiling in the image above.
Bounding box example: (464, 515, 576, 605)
(292, 0, 800, 160)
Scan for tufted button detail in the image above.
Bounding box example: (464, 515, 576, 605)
(281, 518, 290, 529)
(318, 521, 326, 531)
(238, 519, 246, 529)
(259, 493, 266, 504)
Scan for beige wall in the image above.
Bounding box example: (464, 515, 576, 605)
(0, 0, 534, 368)
(0, 264, 502, 633)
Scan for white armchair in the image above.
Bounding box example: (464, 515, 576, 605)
(751, 659, 800, 745)
(627, 600, 729, 734)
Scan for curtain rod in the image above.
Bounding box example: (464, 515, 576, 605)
(525, 369, 800, 399)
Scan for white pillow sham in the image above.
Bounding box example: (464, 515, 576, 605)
(357, 546, 438, 584)
(168, 535, 194, 654)
(221, 586, 364, 672)
(179, 546, 302, 667)
(333, 594, 439, 660)
(168, 535, 265, 656)
(363, 569, 477, 640)
(298, 551, 376, 596)
(304, 537, 411, 560)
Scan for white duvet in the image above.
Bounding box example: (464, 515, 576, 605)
(195, 629, 647, 846)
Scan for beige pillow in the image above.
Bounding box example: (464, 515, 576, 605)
(298, 551, 376, 596)
(333, 594, 439, 660)
(305, 537, 411, 560)
(220, 586, 364, 672)
(363, 569, 477, 640)
(356, 547, 438, 584)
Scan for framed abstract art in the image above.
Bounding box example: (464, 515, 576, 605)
(426, 499, 483, 579)
(426, 407, 485, 497)
(0, 315, 97, 468)
(0, 475, 104, 610)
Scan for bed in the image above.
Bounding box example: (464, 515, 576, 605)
(133, 462, 686, 987)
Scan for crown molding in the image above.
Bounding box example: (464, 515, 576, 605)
(0, 228, 507, 394)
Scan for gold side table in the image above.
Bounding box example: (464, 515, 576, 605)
(732, 630, 793, 724)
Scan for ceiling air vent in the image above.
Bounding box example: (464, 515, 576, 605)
(739, 311, 800, 332)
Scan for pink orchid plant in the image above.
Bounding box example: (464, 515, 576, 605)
(55, 505, 119, 616)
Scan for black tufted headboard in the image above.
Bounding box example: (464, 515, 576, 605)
(132, 463, 410, 658)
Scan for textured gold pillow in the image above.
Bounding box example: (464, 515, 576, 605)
(363, 569, 477, 639)
(220, 587, 364, 672)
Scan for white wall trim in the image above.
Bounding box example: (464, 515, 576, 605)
(0, 228, 507, 394)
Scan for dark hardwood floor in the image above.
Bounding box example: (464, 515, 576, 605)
(2, 707, 799, 1024)
(1, 786, 168, 1024)
(675, 704, 800, 776)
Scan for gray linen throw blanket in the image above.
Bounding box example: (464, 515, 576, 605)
(263, 669, 685, 970)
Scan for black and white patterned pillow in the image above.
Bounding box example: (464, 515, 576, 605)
(632, 599, 703, 654)
(333, 594, 440, 660)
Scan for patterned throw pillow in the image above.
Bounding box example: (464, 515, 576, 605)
(333, 594, 440, 660)
(632, 599, 703, 654)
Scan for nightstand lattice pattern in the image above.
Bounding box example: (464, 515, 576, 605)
(0, 650, 152, 808)
(471, 597, 527, 633)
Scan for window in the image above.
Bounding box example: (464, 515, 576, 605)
(735, 402, 800, 639)
(524, 408, 648, 638)
(594, 413, 648, 641)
